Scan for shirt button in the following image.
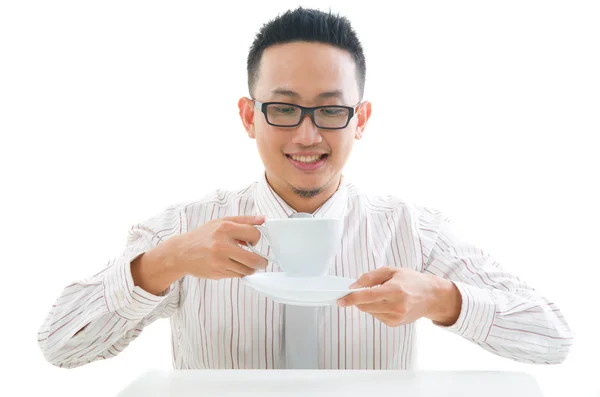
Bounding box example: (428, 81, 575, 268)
(116, 291, 124, 302)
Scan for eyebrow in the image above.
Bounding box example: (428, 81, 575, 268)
(271, 88, 345, 100)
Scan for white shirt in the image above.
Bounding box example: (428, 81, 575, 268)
(38, 173, 573, 369)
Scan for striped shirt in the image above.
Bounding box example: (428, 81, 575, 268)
(38, 173, 573, 369)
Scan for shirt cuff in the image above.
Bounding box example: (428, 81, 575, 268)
(102, 249, 174, 321)
(434, 281, 497, 342)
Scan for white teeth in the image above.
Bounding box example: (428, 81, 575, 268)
(289, 155, 324, 163)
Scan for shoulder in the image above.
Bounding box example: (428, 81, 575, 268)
(346, 182, 438, 218)
(177, 181, 259, 227)
(346, 183, 406, 213)
(180, 181, 258, 213)
(346, 182, 448, 233)
(128, 181, 258, 243)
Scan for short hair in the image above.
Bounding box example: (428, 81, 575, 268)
(247, 7, 366, 100)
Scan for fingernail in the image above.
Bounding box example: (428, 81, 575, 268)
(337, 299, 346, 306)
(348, 283, 357, 289)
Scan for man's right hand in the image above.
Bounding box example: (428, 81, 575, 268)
(168, 215, 268, 280)
(132, 215, 268, 295)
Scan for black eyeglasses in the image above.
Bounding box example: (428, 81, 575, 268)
(253, 100, 360, 130)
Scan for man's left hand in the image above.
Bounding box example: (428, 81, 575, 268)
(337, 267, 462, 327)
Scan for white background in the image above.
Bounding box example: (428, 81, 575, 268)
(1, 1, 599, 396)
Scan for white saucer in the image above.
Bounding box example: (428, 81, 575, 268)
(263, 296, 339, 306)
(241, 272, 364, 306)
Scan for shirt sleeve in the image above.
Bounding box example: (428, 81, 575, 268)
(37, 203, 188, 368)
(416, 205, 574, 364)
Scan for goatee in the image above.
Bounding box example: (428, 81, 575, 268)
(291, 186, 322, 198)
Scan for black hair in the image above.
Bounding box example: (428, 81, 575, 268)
(247, 7, 366, 100)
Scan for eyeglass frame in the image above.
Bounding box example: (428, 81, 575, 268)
(252, 99, 361, 130)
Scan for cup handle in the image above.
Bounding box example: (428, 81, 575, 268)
(246, 225, 277, 263)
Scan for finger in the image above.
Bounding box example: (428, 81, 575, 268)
(349, 267, 396, 288)
(214, 269, 245, 279)
(224, 258, 258, 276)
(219, 222, 263, 246)
(337, 286, 389, 306)
(373, 313, 400, 326)
(355, 301, 395, 314)
(228, 244, 268, 270)
(221, 215, 266, 225)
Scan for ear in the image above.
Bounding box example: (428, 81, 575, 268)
(355, 101, 372, 140)
(238, 97, 256, 139)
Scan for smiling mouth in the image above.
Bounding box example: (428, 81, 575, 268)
(286, 154, 328, 163)
(285, 154, 329, 171)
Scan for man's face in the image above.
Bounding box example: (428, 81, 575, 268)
(239, 41, 371, 198)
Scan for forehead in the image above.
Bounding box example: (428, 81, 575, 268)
(254, 41, 360, 104)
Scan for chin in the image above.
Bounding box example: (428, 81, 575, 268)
(289, 174, 335, 194)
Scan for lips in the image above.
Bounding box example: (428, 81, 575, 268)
(286, 153, 328, 171)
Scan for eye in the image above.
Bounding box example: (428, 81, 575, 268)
(320, 108, 345, 116)
(273, 106, 297, 114)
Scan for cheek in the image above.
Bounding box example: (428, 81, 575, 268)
(331, 135, 354, 162)
(255, 127, 286, 158)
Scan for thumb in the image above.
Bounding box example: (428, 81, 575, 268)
(221, 215, 266, 225)
(349, 267, 395, 289)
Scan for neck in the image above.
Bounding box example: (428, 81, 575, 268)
(265, 172, 342, 214)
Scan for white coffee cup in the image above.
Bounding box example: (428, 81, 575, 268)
(247, 217, 344, 276)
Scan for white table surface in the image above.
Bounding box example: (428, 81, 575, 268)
(115, 369, 544, 397)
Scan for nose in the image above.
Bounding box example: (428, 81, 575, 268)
(291, 114, 323, 146)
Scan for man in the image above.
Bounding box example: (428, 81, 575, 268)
(38, 7, 573, 370)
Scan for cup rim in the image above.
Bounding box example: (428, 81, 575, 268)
(264, 217, 342, 223)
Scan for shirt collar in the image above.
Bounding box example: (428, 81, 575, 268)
(254, 172, 349, 220)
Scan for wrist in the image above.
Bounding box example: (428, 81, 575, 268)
(426, 276, 462, 326)
(131, 238, 184, 296)
(159, 235, 187, 275)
